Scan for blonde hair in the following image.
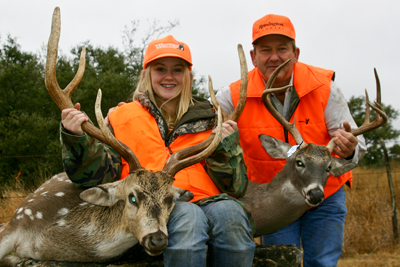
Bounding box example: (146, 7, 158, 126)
(133, 62, 193, 130)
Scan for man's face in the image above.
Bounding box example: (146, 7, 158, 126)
(251, 34, 299, 87)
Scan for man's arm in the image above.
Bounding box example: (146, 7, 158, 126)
(324, 81, 367, 163)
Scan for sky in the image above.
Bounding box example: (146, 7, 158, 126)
(1, 0, 400, 137)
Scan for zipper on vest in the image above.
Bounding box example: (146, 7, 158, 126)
(284, 129, 289, 143)
(166, 146, 173, 155)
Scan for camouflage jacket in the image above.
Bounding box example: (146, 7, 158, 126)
(61, 94, 248, 198)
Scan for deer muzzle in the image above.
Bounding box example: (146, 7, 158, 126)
(142, 230, 168, 256)
(304, 188, 325, 207)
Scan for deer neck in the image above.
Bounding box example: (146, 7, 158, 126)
(240, 169, 310, 237)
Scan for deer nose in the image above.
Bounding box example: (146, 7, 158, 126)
(306, 189, 325, 206)
(143, 230, 168, 255)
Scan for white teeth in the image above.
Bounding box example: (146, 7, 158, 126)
(163, 85, 174, 88)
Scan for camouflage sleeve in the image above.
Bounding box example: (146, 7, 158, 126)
(60, 123, 122, 188)
(204, 129, 248, 198)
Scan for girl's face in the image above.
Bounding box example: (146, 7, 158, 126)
(150, 57, 186, 103)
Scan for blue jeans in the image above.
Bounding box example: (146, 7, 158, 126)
(163, 200, 255, 267)
(262, 187, 347, 267)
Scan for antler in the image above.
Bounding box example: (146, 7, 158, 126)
(261, 59, 305, 146)
(45, 7, 142, 172)
(176, 43, 249, 171)
(326, 68, 388, 153)
(162, 106, 223, 177)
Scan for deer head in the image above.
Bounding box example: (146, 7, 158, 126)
(259, 59, 387, 207)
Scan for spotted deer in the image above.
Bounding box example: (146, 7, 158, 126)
(0, 7, 249, 266)
(232, 60, 387, 237)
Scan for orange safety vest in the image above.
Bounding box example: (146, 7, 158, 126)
(109, 101, 221, 202)
(230, 62, 352, 199)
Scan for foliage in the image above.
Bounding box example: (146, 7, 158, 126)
(348, 95, 400, 166)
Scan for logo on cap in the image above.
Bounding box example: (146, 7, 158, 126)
(259, 22, 284, 30)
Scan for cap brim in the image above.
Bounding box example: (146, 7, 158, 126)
(145, 53, 192, 70)
(252, 32, 295, 44)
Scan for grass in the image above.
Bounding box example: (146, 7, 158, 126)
(337, 161, 400, 266)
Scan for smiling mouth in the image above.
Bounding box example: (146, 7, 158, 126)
(162, 84, 175, 88)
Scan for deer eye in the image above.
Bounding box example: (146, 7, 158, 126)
(326, 166, 332, 172)
(296, 161, 304, 167)
(129, 194, 136, 204)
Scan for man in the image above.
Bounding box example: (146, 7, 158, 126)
(216, 14, 366, 266)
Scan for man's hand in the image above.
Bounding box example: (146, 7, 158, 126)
(61, 103, 88, 136)
(105, 102, 126, 126)
(212, 120, 238, 139)
(332, 121, 358, 159)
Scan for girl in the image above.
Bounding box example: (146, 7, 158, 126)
(60, 35, 255, 267)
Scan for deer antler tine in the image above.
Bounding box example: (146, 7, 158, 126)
(228, 44, 248, 122)
(374, 68, 381, 105)
(261, 59, 304, 146)
(95, 89, 143, 172)
(163, 106, 223, 177)
(349, 69, 387, 137)
(264, 59, 291, 89)
(363, 89, 371, 125)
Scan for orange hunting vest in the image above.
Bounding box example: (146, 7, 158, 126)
(109, 101, 221, 202)
(230, 62, 352, 199)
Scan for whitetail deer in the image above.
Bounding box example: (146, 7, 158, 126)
(231, 59, 387, 237)
(0, 6, 250, 266)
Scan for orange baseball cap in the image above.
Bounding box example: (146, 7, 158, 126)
(252, 14, 296, 44)
(143, 35, 192, 70)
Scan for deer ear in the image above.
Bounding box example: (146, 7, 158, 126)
(80, 183, 122, 207)
(172, 186, 194, 202)
(330, 158, 357, 177)
(259, 134, 292, 159)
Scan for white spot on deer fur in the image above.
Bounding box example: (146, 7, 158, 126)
(79, 202, 88, 206)
(28, 199, 34, 202)
(16, 215, 24, 220)
(40, 191, 48, 196)
(58, 208, 69, 216)
(35, 187, 45, 193)
(17, 208, 23, 214)
(65, 179, 72, 183)
(55, 192, 65, 197)
(24, 209, 32, 216)
(24, 209, 35, 220)
(36, 212, 43, 219)
(57, 219, 66, 226)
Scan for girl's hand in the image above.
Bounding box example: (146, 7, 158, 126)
(61, 103, 88, 136)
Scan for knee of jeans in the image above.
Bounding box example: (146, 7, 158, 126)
(208, 201, 246, 219)
(168, 202, 207, 230)
(205, 200, 251, 232)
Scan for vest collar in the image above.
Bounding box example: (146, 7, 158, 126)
(246, 62, 326, 99)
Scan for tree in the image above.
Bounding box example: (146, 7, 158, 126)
(347, 95, 400, 166)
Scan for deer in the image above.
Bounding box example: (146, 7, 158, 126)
(228, 59, 387, 237)
(0, 6, 251, 266)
